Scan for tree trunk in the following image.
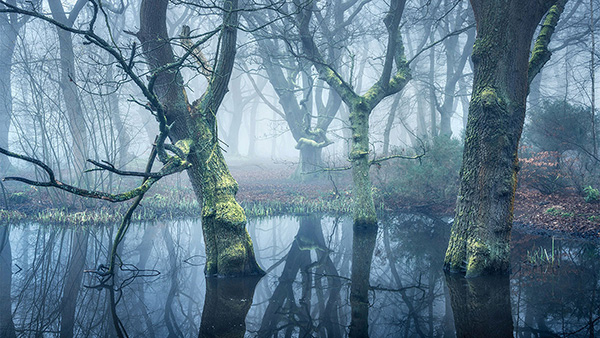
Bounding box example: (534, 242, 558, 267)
(383, 93, 401, 155)
(227, 73, 244, 156)
(528, 68, 542, 109)
(188, 139, 263, 277)
(138, 0, 262, 277)
(227, 113, 242, 156)
(349, 105, 377, 226)
(0, 27, 16, 174)
(106, 65, 131, 167)
(248, 104, 257, 157)
(429, 44, 438, 138)
(48, 0, 89, 180)
(444, 0, 559, 277)
(458, 77, 471, 131)
(294, 145, 323, 179)
(416, 87, 428, 140)
(199, 277, 261, 337)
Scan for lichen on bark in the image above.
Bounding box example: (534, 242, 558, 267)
(444, 0, 564, 278)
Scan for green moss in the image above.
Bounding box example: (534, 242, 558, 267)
(175, 138, 193, 155)
(214, 198, 246, 226)
(479, 87, 499, 107)
(471, 36, 494, 63)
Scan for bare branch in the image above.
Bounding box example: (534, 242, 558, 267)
(0, 146, 190, 203)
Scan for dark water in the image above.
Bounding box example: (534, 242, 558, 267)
(0, 214, 598, 337)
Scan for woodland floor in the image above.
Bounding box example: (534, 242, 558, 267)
(2, 160, 599, 241)
(232, 161, 600, 241)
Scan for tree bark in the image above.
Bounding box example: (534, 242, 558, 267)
(0, 1, 23, 174)
(296, 0, 410, 226)
(383, 93, 402, 155)
(199, 277, 261, 338)
(444, 0, 562, 277)
(138, 0, 262, 277)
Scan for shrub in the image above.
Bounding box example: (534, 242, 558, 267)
(518, 150, 568, 194)
(382, 136, 463, 206)
(584, 186, 600, 203)
(524, 100, 595, 153)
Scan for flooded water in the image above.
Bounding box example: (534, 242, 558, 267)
(0, 214, 598, 337)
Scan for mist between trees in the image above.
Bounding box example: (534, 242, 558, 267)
(0, 0, 597, 290)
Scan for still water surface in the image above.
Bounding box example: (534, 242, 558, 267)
(0, 214, 598, 337)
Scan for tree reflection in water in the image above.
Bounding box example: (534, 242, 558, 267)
(0, 215, 598, 336)
(199, 277, 261, 338)
(0, 226, 16, 338)
(257, 215, 344, 337)
(349, 225, 377, 338)
(445, 274, 513, 337)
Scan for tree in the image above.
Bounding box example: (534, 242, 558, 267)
(0, 0, 263, 277)
(47, 0, 89, 179)
(435, 1, 475, 137)
(0, 0, 33, 174)
(444, 0, 567, 277)
(137, 0, 263, 277)
(244, 6, 343, 179)
(295, 0, 412, 226)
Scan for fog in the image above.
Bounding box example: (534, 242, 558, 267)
(0, 0, 599, 337)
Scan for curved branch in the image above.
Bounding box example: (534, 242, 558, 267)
(528, 0, 568, 86)
(0, 146, 190, 203)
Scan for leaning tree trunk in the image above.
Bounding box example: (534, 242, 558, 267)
(189, 131, 262, 276)
(138, 0, 262, 277)
(444, 0, 564, 277)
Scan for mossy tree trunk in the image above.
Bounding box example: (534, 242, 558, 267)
(296, 0, 411, 226)
(444, 0, 567, 277)
(295, 145, 324, 178)
(138, 0, 262, 277)
(349, 104, 377, 226)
